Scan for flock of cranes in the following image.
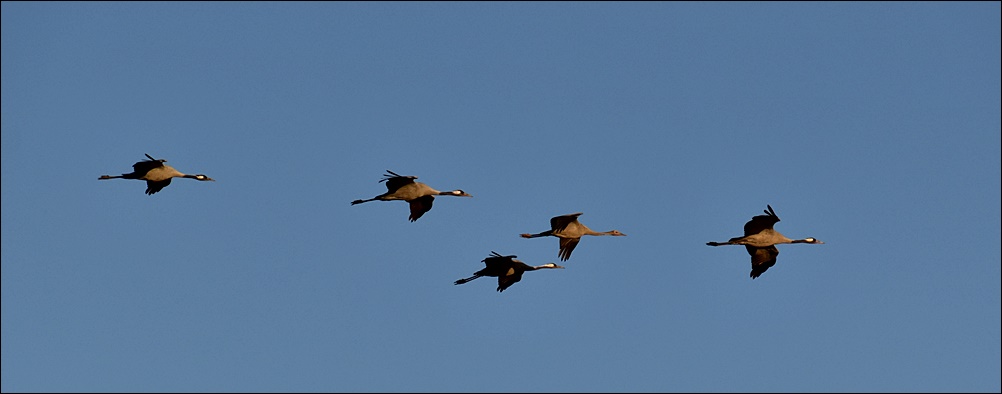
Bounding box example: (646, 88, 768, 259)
(99, 155, 825, 290)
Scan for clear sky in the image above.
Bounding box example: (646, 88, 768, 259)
(2, 2, 1000, 393)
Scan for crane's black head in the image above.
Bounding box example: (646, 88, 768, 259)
(797, 237, 824, 244)
(445, 189, 472, 197)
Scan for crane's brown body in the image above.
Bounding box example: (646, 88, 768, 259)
(454, 251, 564, 293)
(520, 212, 626, 261)
(351, 170, 471, 222)
(707, 205, 823, 278)
(99, 154, 214, 195)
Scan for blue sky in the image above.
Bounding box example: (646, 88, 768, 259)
(2, 2, 999, 392)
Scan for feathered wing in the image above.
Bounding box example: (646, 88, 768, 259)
(550, 212, 583, 232)
(145, 178, 172, 195)
(558, 237, 580, 261)
(381, 171, 417, 193)
(408, 195, 435, 222)
(743, 207, 780, 236)
(128, 157, 165, 178)
(497, 269, 524, 292)
(747, 245, 779, 279)
(484, 253, 516, 263)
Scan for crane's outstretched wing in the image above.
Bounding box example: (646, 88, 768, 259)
(132, 156, 166, 177)
(486, 251, 516, 260)
(550, 212, 584, 232)
(558, 237, 580, 261)
(743, 205, 780, 236)
(482, 255, 504, 268)
(145, 178, 172, 195)
(408, 195, 435, 222)
(746, 245, 779, 279)
(381, 170, 417, 192)
(497, 269, 524, 292)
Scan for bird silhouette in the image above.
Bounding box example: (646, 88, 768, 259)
(99, 153, 214, 195)
(351, 170, 471, 222)
(520, 212, 626, 261)
(454, 251, 564, 293)
(707, 205, 824, 278)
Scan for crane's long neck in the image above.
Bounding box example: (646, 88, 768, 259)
(585, 229, 618, 236)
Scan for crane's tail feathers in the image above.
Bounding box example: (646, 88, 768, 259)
(454, 275, 480, 285)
